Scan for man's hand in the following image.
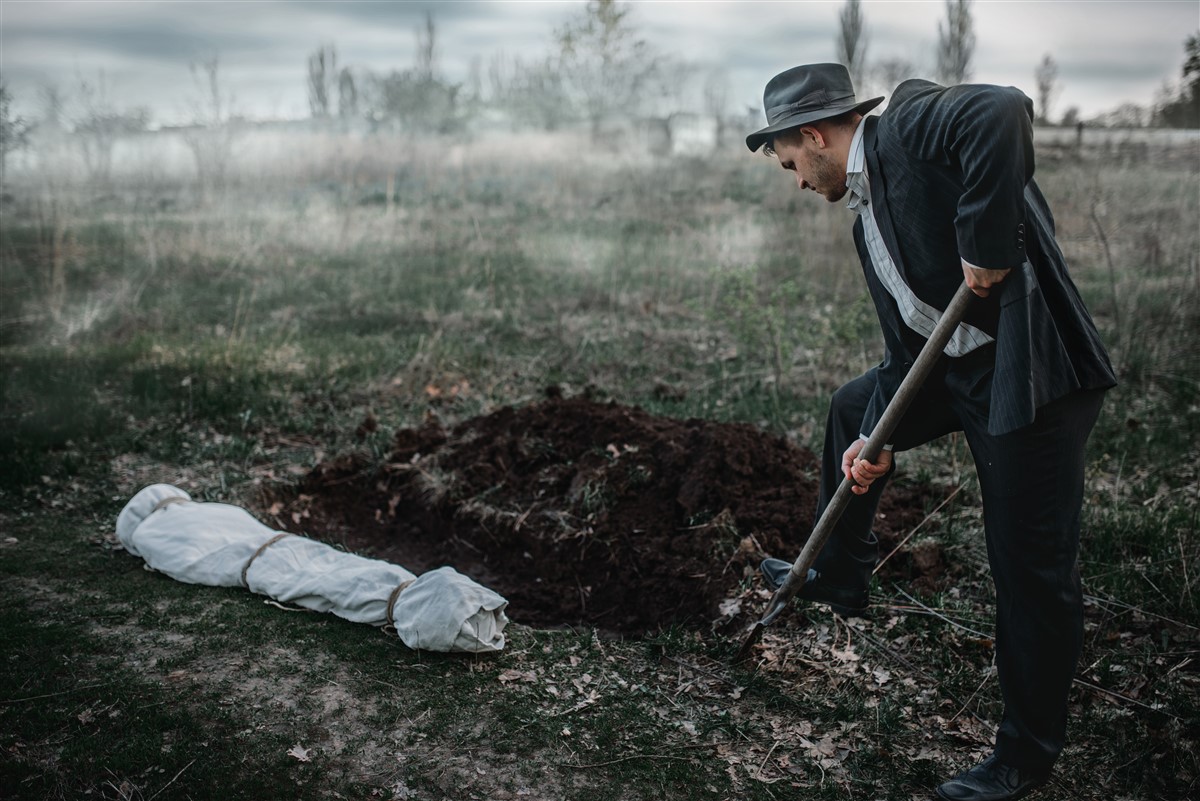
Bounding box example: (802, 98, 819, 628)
(841, 438, 893, 496)
(962, 259, 1011, 298)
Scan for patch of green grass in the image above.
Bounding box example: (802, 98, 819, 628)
(0, 342, 306, 490)
(1082, 501, 1198, 620)
(0, 349, 127, 488)
(0, 519, 374, 800)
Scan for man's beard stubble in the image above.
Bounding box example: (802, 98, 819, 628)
(810, 149, 849, 203)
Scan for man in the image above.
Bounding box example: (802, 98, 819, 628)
(746, 64, 1116, 801)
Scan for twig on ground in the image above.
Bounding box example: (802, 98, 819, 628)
(755, 739, 782, 782)
(546, 695, 600, 718)
(1105, 747, 1156, 786)
(1166, 656, 1194, 675)
(948, 666, 995, 724)
(558, 753, 694, 769)
(1083, 592, 1200, 632)
(1072, 677, 1182, 720)
(883, 603, 989, 625)
(663, 655, 739, 687)
(856, 629, 993, 731)
(2, 683, 112, 704)
(892, 587, 992, 639)
(1138, 572, 1173, 606)
(1178, 529, 1193, 608)
(147, 759, 197, 801)
(874, 484, 964, 575)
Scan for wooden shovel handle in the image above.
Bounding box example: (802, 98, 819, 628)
(758, 281, 976, 625)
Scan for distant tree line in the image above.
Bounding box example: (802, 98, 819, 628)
(1153, 33, 1199, 128)
(0, 69, 152, 186)
(296, 0, 983, 139)
(834, 1, 1197, 130)
(0, 56, 245, 191)
(0, 84, 31, 182)
(305, 1, 677, 142)
(831, 0, 975, 96)
(2, 0, 1197, 188)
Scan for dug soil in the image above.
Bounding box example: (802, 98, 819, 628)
(288, 390, 949, 635)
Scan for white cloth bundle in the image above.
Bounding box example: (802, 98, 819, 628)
(116, 484, 508, 653)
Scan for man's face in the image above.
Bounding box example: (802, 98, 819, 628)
(770, 129, 848, 203)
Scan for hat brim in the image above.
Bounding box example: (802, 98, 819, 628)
(745, 96, 884, 152)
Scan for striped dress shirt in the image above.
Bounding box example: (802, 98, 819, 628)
(844, 117, 995, 357)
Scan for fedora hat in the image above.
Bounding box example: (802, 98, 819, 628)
(746, 63, 884, 152)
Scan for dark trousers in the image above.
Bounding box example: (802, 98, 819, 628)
(816, 351, 1105, 772)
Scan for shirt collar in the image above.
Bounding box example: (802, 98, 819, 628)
(845, 114, 870, 213)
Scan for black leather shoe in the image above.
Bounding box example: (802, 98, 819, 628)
(759, 558, 869, 617)
(935, 755, 1049, 801)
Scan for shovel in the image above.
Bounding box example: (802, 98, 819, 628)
(735, 281, 976, 662)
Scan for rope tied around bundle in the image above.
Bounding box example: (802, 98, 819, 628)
(385, 580, 416, 629)
(241, 533, 292, 588)
(151, 496, 190, 514)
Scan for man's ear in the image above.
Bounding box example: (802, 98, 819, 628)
(798, 124, 826, 149)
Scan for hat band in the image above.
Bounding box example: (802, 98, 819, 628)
(767, 89, 856, 123)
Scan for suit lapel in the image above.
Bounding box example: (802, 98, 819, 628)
(862, 117, 911, 285)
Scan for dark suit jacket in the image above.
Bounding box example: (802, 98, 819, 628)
(855, 79, 1116, 437)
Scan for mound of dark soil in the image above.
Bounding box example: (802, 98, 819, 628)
(289, 392, 947, 634)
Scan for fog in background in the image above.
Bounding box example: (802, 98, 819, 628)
(1, 0, 1197, 190)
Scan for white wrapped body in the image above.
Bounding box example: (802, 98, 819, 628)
(116, 484, 508, 653)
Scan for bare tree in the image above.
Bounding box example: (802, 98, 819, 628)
(183, 55, 238, 198)
(32, 83, 69, 180)
(1155, 32, 1200, 128)
(702, 69, 731, 147)
(465, 56, 483, 105)
(337, 67, 358, 120)
(1091, 102, 1149, 129)
(487, 52, 569, 131)
(1034, 53, 1059, 124)
(1187, 30, 1200, 76)
(556, 0, 664, 141)
(415, 12, 436, 83)
(73, 70, 150, 186)
(189, 55, 233, 128)
(38, 83, 66, 132)
(307, 45, 338, 118)
(837, 0, 869, 89)
(362, 13, 463, 133)
(0, 83, 31, 184)
(936, 0, 975, 85)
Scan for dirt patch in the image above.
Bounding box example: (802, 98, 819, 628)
(285, 391, 948, 634)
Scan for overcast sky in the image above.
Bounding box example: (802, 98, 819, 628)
(2, 0, 1197, 126)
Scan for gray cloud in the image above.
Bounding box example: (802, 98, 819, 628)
(8, 22, 273, 64)
(1, 0, 1195, 124)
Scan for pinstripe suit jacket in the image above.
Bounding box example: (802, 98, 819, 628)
(855, 79, 1116, 437)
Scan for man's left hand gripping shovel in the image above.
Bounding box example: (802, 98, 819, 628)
(735, 282, 976, 663)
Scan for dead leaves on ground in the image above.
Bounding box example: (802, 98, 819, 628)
(724, 612, 994, 792)
(287, 743, 313, 762)
(485, 609, 998, 796)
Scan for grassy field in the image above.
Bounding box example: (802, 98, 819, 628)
(1, 129, 1198, 800)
